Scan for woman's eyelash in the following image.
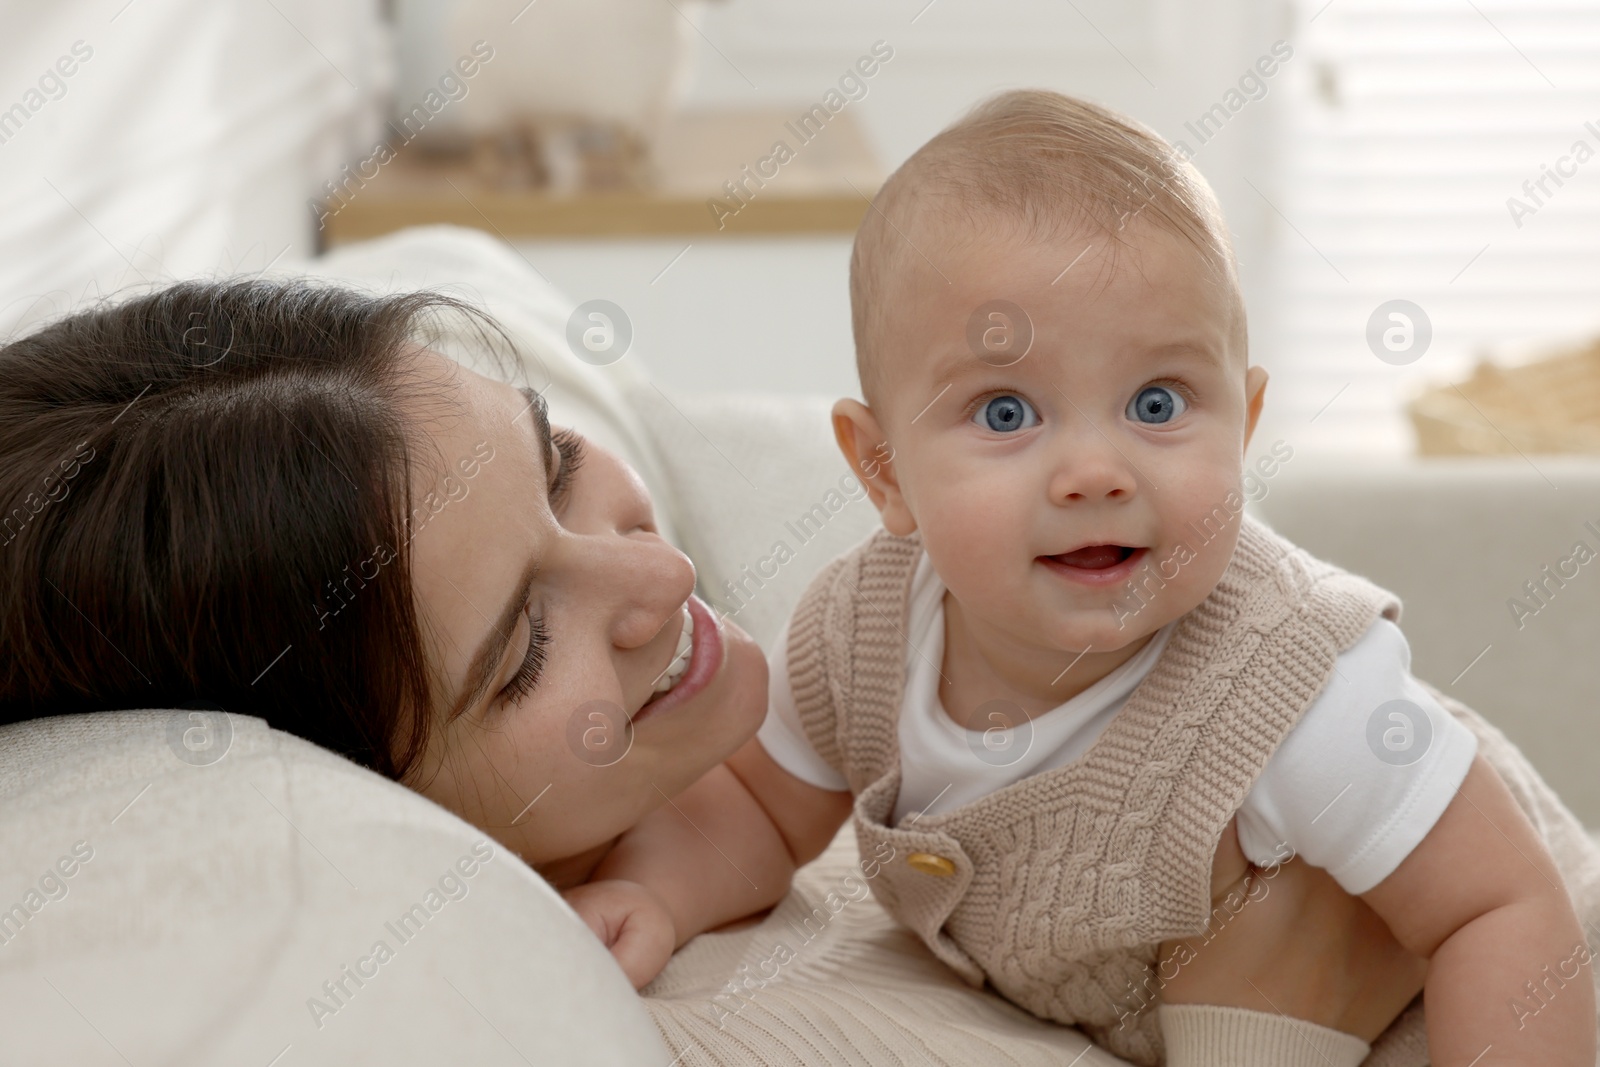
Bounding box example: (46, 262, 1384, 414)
(548, 429, 586, 509)
(497, 431, 582, 707)
(500, 608, 550, 705)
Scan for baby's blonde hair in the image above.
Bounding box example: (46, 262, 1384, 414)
(850, 89, 1245, 408)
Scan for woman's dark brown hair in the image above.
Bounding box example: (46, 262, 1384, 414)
(0, 279, 508, 779)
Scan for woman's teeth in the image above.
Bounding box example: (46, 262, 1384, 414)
(651, 608, 695, 695)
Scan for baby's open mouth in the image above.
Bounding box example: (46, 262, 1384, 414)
(1046, 545, 1138, 570)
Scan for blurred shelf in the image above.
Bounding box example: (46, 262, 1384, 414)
(322, 108, 883, 244)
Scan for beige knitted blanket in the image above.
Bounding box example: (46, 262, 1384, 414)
(644, 725, 1600, 1067)
(643, 822, 1115, 1066)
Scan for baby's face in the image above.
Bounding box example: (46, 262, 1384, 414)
(863, 217, 1266, 661)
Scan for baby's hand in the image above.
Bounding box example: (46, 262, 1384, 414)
(563, 879, 678, 990)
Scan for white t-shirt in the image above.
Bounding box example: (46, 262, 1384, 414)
(758, 551, 1478, 896)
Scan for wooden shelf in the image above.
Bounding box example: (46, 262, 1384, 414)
(322, 108, 883, 244)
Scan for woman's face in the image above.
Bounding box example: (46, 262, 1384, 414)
(402, 349, 768, 875)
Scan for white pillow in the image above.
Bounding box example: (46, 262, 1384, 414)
(0, 710, 669, 1065)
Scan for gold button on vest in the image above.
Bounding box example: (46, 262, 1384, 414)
(906, 852, 956, 877)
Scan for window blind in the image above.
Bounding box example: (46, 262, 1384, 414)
(1274, 0, 1600, 453)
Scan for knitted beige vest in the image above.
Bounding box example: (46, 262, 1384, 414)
(785, 512, 1600, 1066)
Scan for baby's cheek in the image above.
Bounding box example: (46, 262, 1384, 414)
(918, 489, 1026, 574)
(920, 519, 1037, 629)
(1153, 519, 1241, 621)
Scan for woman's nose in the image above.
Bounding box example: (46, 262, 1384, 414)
(585, 450, 696, 648)
(596, 534, 697, 650)
(608, 455, 660, 540)
(556, 437, 695, 647)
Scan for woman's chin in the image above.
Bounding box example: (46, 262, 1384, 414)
(691, 618, 766, 747)
(520, 623, 770, 877)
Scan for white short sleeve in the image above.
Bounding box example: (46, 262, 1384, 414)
(1235, 618, 1479, 895)
(755, 621, 850, 792)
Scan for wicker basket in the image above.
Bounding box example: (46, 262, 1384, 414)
(1407, 338, 1600, 456)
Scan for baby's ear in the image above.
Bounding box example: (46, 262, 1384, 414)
(1242, 364, 1269, 453)
(831, 398, 917, 536)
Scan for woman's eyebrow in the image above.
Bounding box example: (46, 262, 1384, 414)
(515, 385, 556, 487)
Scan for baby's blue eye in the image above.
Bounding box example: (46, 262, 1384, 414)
(974, 395, 1039, 433)
(1127, 385, 1187, 425)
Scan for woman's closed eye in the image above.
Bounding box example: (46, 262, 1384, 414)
(497, 430, 586, 708)
(499, 604, 549, 706)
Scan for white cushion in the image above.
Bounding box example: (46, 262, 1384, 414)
(0, 710, 669, 1065)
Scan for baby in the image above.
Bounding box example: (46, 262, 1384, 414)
(574, 90, 1600, 1065)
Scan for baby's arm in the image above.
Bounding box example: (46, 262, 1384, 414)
(1361, 753, 1595, 1064)
(569, 735, 852, 987)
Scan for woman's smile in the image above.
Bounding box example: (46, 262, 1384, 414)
(632, 594, 724, 725)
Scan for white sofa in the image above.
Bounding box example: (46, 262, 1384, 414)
(3, 227, 1596, 1065)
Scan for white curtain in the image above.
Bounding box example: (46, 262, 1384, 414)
(0, 0, 391, 338)
(1272, 0, 1600, 453)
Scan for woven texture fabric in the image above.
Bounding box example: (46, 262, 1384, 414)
(642, 821, 1399, 1067)
(643, 822, 1115, 1065)
(784, 511, 1600, 1066)
(1158, 1003, 1370, 1067)
(785, 512, 1401, 1064)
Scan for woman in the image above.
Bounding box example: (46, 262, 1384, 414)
(0, 279, 1418, 1065)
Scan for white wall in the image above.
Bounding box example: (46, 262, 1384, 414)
(7, 0, 1302, 441)
(514, 236, 858, 400)
(518, 0, 1298, 414)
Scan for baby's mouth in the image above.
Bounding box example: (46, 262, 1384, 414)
(1046, 545, 1138, 570)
